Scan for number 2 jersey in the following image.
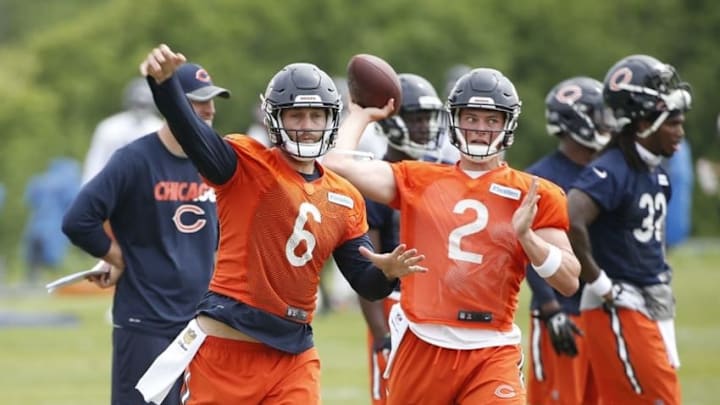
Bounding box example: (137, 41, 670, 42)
(570, 147, 672, 287)
(389, 161, 569, 332)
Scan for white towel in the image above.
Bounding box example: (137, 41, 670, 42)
(135, 319, 207, 404)
(383, 303, 409, 379)
(657, 318, 681, 369)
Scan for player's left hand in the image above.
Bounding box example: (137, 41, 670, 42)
(543, 310, 583, 357)
(513, 176, 540, 238)
(359, 243, 427, 280)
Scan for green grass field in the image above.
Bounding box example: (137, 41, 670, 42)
(0, 243, 719, 404)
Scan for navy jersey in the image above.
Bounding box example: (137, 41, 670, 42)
(525, 150, 583, 315)
(571, 147, 672, 286)
(63, 134, 218, 337)
(365, 197, 399, 254)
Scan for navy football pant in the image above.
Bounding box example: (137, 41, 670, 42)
(112, 327, 181, 405)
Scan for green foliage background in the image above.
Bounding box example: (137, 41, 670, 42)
(1, 0, 719, 262)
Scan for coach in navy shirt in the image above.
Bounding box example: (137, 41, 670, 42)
(63, 63, 229, 405)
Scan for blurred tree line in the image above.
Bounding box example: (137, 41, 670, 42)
(1, 0, 719, 261)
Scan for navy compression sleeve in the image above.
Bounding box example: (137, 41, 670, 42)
(333, 234, 398, 301)
(147, 75, 237, 185)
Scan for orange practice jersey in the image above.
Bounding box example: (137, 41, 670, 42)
(390, 161, 568, 331)
(207, 136, 368, 324)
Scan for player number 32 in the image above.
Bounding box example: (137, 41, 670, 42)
(633, 192, 667, 243)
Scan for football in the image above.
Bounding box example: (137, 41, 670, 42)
(346, 54, 402, 115)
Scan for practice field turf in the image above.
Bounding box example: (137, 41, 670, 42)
(0, 243, 718, 404)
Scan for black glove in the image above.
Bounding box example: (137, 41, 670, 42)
(544, 311, 583, 357)
(373, 333, 392, 360)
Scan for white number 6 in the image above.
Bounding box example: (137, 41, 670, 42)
(285, 202, 321, 267)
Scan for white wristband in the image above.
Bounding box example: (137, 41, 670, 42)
(532, 244, 562, 278)
(587, 270, 612, 297)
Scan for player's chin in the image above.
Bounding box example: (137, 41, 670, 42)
(661, 146, 677, 158)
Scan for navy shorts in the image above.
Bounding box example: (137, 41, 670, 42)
(112, 327, 181, 405)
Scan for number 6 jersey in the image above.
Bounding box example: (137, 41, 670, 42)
(208, 135, 368, 324)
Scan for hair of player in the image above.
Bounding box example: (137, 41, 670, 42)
(602, 121, 648, 172)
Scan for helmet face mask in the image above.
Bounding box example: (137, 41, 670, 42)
(262, 63, 342, 161)
(446, 68, 521, 161)
(378, 73, 446, 159)
(545, 77, 614, 151)
(603, 55, 691, 138)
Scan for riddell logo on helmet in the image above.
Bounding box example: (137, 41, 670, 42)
(609, 67, 633, 91)
(195, 69, 211, 83)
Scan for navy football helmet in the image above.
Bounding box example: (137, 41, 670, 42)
(603, 55, 691, 138)
(377, 73, 445, 159)
(545, 77, 614, 151)
(262, 63, 342, 160)
(447, 68, 521, 161)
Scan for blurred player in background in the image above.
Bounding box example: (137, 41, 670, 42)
(324, 67, 580, 404)
(359, 72, 451, 404)
(23, 158, 81, 283)
(81, 77, 163, 184)
(63, 62, 230, 405)
(568, 54, 691, 404)
(525, 76, 613, 405)
(664, 138, 693, 249)
(136, 44, 427, 404)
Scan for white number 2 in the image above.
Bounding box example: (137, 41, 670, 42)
(633, 192, 667, 243)
(285, 202, 321, 267)
(448, 199, 489, 264)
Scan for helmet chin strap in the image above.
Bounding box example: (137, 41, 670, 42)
(455, 128, 506, 160)
(629, 87, 691, 139)
(637, 110, 669, 139)
(280, 134, 327, 160)
(462, 151, 498, 163)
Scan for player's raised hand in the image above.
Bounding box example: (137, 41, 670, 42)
(346, 98, 396, 122)
(139, 44, 187, 85)
(513, 176, 540, 238)
(359, 243, 427, 280)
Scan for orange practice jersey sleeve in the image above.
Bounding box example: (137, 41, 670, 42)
(389, 161, 568, 331)
(208, 135, 368, 323)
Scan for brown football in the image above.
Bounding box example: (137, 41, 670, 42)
(346, 54, 402, 115)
